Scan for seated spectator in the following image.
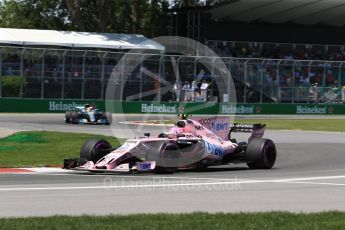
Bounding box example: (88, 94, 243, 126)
(208, 40, 345, 61)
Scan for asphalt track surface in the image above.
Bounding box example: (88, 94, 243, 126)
(0, 113, 345, 217)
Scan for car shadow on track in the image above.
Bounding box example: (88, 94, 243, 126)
(179, 166, 251, 174)
(64, 165, 279, 176)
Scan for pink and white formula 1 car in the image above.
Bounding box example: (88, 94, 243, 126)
(63, 115, 277, 173)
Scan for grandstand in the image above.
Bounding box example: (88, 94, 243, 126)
(205, 40, 345, 103)
(168, 0, 345, 104)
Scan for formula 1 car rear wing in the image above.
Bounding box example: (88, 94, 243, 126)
(192, 116, 266, 141)
(228, 123, 266, 141)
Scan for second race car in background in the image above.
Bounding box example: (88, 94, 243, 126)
(65, 104, 112, 125)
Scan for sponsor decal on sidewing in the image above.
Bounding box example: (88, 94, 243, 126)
(205, 141, 224, 157)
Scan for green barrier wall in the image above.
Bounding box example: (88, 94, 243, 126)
(1, 98, 345, 115)
(0, 99, 106, 113)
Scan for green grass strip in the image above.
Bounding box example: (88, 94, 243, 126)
(0, 131, 122, 168)
(235, 119, 345, 132)
(1, 212, 345, 230)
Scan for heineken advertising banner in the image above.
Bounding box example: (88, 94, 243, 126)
(0, 98, 344, 114)
(0, 98, 105, 113)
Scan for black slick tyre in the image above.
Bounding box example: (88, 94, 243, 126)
(146, 142, 181, 174)
(65, 111, 72, 123)
(246, 138, 276, 169)
(80, 139, 112, 163)
(71, 111, 79, 124)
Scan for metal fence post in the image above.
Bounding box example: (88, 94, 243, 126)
(226, 58, 232, 101)
(176, 56, 182, 82)
(339, 62, 344, 87)
(41, 49, 46, 99)
(210, 57, 216, 101)
(81, 51, 87, 99)
(244, 59, 249, 103)
(101, 52, 107, 99)
(276, 59, 282, 103)
(20, 48, 25, 98)
(158, 54, 164, 101)
(120, 57, 125, 101)
(61, 50, 67, 99)
(308, 61, 313, 104)
(322, 61, 326, 86)
(139, 54, 145, 101)
(226, 58, 231, 103)
(260, 59, 265, 103)
(292, 60, 297, 103)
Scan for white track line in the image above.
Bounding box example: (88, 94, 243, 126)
(0, 180, 259, 192)
(279, 181, 345, 186)
(0, 175, 345, 192)
(34, 172, 345, 182)
(271, 175, 345, 182)
(20, 168, 69, 173)
(34, 173, 249, 181)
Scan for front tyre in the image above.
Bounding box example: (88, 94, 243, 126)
(155, 142, 181, 174)
(65, 111, 72, 123)
(246, 138, 276, 169)
(71, 111, 80, 124)
(80, 139, 112, 163)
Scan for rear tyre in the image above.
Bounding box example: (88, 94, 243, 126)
(105, 112, 112, 125)
(65, 111, 72, 123)
(71, 111, 79, 124)
(80, 139, 112, 163)
(246, 138, 276, 169)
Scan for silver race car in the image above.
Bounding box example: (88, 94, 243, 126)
(65, 104, 111, 125)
